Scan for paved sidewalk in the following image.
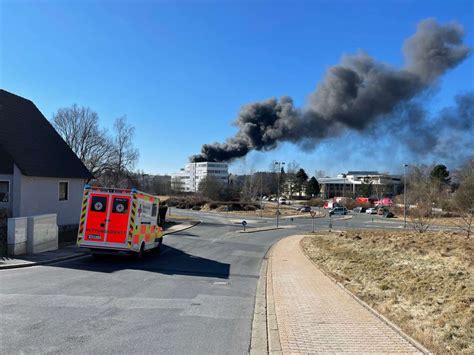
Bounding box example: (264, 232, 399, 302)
(0, 245, 86, 269)
(268, 235, 424, 354)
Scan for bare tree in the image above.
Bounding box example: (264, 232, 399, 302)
(406, 165, 439, 233)
(284, 161, 299, 198)
(451, 158, 474, 238)
(110, 117, 139, 186)
(198, 176, 223, 201)
(241, 170, 263, 202)
(52, 105, 114, 178)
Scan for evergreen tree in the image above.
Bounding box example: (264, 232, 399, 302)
(430, 164, 451, 185)
(305, 176, 320, 197)
(358, 181, 374, 197)
(295, 168, 309, 196)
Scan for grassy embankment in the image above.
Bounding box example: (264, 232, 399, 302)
(302, 230, 473, 354)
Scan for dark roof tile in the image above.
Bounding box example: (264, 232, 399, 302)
(0, 89, 94, 179)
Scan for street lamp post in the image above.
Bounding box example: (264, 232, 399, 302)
(342, 173, 346, 207)
(404, 164, 408, 228)
(275, 161, 285, 228)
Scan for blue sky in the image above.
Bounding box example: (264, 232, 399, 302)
(1, 0, 473, 177)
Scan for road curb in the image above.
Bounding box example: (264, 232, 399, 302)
(250, 242, 281, 355)
(280, 212, 325, 220)
(0, 252, 88, 270)
(239, 226, 292, 234)
(331, 215, 353, 222)
(266, 245, 282, 354)
(249, 249, 269, 354)
(299, 236, 431, 354)
(162, 220, 201, 236)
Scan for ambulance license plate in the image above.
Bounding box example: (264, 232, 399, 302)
(88, 235, 101, 240)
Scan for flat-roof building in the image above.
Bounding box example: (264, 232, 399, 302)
(171, 162, 228, 192)
(319, 171, 402, 199)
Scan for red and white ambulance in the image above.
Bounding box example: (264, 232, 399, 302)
(76, 186, 163, 257)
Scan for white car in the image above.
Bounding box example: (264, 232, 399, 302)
(366, 208, 377, 214)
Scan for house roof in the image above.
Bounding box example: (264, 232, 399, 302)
(0, 89, 94, 179)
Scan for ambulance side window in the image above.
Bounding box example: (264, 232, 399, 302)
(151, 204, 157, 217)
(112, 198, 129, 214)
(91, 196, 107, 212)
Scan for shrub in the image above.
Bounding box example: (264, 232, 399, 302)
(344, 199, 357, 210)
(308, 198, 324, 207)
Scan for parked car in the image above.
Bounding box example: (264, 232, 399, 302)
(279, 197, 287, 205)
(366, 208, 377, 214)
(383, 211, 394, 218)
(329, 207, 348, 216)
(377, 207, 390, 215)
(299, 206, 311, 212)
(353, 206, 366, 213)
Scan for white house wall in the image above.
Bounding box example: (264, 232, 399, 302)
(13, 165, 85, 226)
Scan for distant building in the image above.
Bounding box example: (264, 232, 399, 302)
(0, 89, 94, 226)
(319, 171, 402, 199)
(171, 162, 228, 192)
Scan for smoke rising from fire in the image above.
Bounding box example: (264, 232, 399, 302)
(191, 19, 471, 163)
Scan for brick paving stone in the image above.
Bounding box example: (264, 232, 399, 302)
(269, 235, 422, 354)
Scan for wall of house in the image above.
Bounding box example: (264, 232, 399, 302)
(0, 174, 13, 214)
(12, 165, 85, 226)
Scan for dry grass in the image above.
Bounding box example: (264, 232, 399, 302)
(301, 230, 473, 354)
(430, 217, 469, 226)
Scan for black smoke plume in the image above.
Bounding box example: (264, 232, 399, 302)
(191, 19, 470, 163)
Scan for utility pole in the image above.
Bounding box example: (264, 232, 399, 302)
(342, 173, 346, 207)
(404, 164, 408, 228)
(275, 161, 285, 228)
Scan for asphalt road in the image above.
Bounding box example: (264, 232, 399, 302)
(0, 211, 442, 354)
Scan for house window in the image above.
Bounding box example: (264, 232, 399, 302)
(59, 181, 68, 201)
(0, 181, 9, 202)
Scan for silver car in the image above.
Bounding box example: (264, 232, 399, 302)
(329, 207, 347, 216)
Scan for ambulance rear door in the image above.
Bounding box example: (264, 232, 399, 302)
(83, 193, 110, 243)
(106, 195, 131, 245)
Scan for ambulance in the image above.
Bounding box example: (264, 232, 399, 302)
(76, 186, 163, 257)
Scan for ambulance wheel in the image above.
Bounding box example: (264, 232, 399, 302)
(155, 239, 163, 255)
(133, 243, 145, 259)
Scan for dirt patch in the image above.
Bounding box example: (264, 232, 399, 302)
(206, 203, 313, 218)
(301, 230, 473, 354)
